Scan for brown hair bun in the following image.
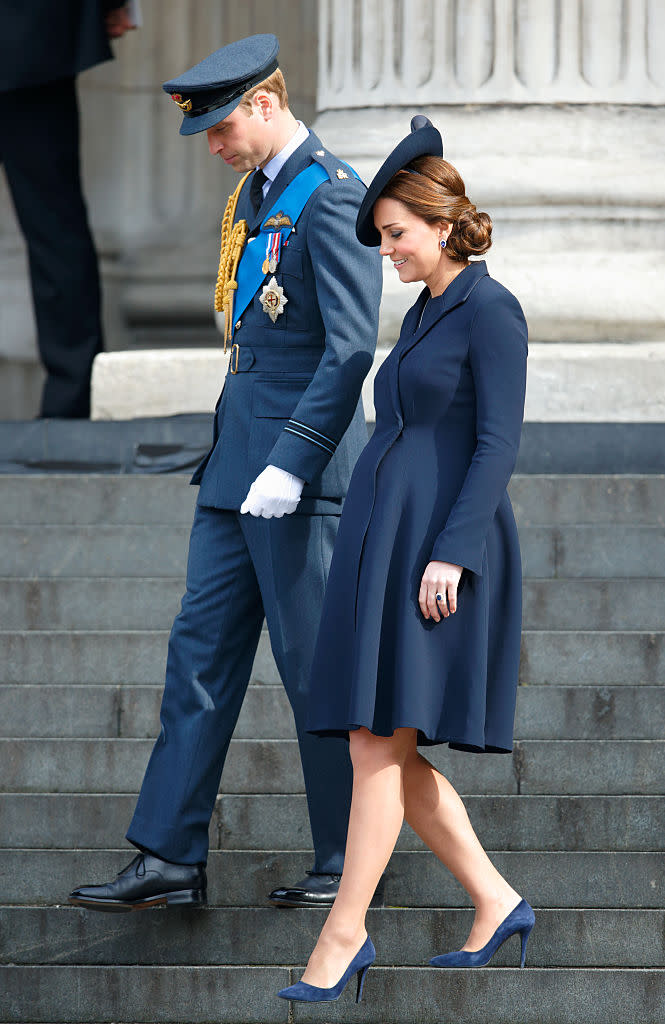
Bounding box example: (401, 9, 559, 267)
(380, 156, 492, 263)
(448, 208, 492, 261)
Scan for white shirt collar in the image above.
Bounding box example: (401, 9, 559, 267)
(259, 121, 309, 196)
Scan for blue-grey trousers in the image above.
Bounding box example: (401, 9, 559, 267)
(127, 504, 352, 872)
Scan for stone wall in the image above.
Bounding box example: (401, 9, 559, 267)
(3, 0, 664, 421)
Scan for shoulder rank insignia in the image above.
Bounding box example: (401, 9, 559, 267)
(260, 276, 288, 323)
(263, 210, 292, 229)
(336, 168, 349, 179)
(315, 150, 325, 156)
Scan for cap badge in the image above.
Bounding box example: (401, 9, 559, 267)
(263, 211, 292, 230)
(260, 276, 288, 323)
(171, 94, 193, 112)
(336, 168, 349, 179)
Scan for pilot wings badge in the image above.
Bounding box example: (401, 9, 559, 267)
(260, 276, 288, 323)
(262, 210, 293, 230)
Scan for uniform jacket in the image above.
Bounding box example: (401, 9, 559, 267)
(194, 129, 383, 514)
(0, 0, 125, 92)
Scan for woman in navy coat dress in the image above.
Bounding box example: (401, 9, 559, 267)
(278, 119, 534, 1005)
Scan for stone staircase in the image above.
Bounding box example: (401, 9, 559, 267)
(1, 472, 664, 1024)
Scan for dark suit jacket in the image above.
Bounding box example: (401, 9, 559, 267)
(0, 0, 125, 91)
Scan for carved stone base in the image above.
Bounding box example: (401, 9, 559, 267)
(90, 342, 665, 423)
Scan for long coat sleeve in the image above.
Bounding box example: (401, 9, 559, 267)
(430, 290, 528, 575)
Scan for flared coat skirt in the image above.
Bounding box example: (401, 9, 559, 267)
(306, 266, 527, 752)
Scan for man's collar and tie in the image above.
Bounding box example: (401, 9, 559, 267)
(251, 120, 310, 212)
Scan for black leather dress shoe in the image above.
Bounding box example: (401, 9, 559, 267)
(268, 871, 341, 907)
(68, 853, 207, 912)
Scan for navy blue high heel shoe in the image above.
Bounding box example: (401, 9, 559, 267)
(430, 899, 535, 968)
(277, 935, 375, 1003)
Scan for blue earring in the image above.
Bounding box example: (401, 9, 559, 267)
(440, 238, 447, 249)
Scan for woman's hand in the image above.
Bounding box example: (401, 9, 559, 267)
(419, 560, 463, 622)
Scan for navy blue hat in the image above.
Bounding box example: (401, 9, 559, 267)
(356, 116, 444, 246)
(163, 34, 280, 136)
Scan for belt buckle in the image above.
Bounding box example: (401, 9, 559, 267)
(230, 343, 240, 374)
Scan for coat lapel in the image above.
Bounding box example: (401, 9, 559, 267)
(397, 261, 489, 364)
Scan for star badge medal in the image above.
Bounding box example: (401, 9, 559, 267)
(260, 276, 288, 323)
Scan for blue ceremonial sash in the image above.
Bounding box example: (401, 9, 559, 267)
(231, 162, 329, 331)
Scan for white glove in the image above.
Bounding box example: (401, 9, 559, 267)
(240, 464, 305, 518)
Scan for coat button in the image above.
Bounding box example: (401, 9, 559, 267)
(235, 319, 242, 330)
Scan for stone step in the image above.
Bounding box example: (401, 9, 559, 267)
(3, 849, 662, 909)
(0, 475, 197, 526)
(1, 794, 661, 852)
(0, 630, 272, 686)
(1, 473, 663, 526)
(2, 738, 663, 797)
(521, 525, 665, 577)
(2, 683, 662, 741)
(3, 906, 664, 970)
(2, 630, 663, 685)
(522, 578, 665, 631)
(0, 578, 185, 631)
(4, 577, 665, 632)
(2, 966, 663, 1024)
(520, 631, 665, 685)
(508, 474, 665, 526)
(2, 524, 665, 578)
(0, 683, 292, 740)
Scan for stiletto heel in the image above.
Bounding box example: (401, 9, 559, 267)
(277, 935, 376, 1003)
(430, 898, 535, 969)
(356, 963, 370, 1003)
(519, 922, 533, 968)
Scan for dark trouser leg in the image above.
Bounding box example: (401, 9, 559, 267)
(0, 77, 103, 418)
(127, 505, 264, 864)
(242, 513, 352, 875)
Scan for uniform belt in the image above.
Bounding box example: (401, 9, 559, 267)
(228, 344, 323, 374)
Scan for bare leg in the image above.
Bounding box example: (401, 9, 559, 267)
(403, 747, 520, 950)
(300, 727, 417, 988)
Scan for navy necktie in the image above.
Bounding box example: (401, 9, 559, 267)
(250, 169, 267, 214)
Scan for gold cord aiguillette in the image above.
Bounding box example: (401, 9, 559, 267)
(214, 171, 250, 351)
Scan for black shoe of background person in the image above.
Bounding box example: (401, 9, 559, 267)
(268, 871, 341, 907)
(68, 852, 207, 912)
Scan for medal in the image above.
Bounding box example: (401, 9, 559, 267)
(260, 276, 288, 323)
(262, 231, 282, 275)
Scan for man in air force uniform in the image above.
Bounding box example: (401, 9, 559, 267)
(69, 34, 382, 910)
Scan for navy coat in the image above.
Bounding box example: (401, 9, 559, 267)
(194, 130, 382, 514)
(0, 0, 125, 92)
(307, 261, 528, 752)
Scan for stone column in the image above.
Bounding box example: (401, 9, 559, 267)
(314, 0, 665, 420)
